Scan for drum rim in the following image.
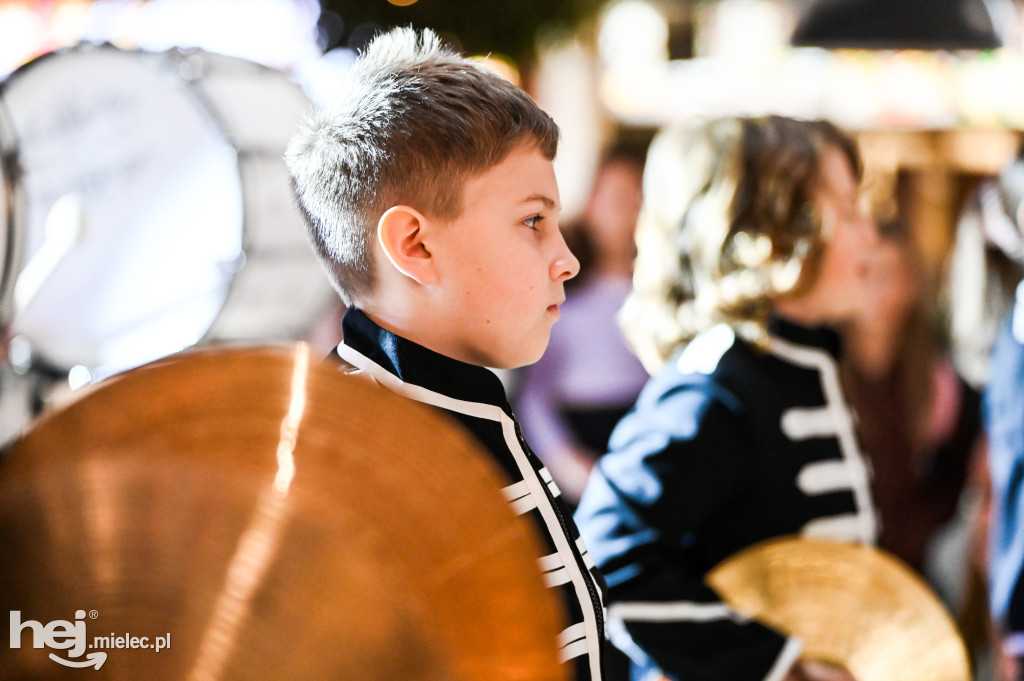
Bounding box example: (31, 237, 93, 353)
(0, 42, 330, 375)
(0, 42, 246, 373)
(0, 96, 23, 337)
(0, 45, 151, 342)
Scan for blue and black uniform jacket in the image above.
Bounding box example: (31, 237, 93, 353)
(575, 317, 877, 681)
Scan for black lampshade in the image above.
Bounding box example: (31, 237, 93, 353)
(791, 0, 1002, 50)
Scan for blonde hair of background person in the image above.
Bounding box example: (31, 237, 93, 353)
(621, 116, 860, 374)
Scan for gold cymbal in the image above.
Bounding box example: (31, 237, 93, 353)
(706, 537, 970, 681)
(0, 344, 567, 681)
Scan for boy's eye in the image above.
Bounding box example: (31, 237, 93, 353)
(524, 215, 542, 230)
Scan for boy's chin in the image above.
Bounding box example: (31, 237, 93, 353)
(489, 348, 547, 371)
(472, 333, 551, 370)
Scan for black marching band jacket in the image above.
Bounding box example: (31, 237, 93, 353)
(575, 317, 877, 681)
(333, 308, 609, 681)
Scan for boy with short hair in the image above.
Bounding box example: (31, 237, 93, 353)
(285, 26, 608, 681)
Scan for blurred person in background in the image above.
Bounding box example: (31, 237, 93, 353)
(575, 115, 886, 681)
(840, 212, 986, 671)
(982, 149, 1024, 681)
(841, 216, 979, 579)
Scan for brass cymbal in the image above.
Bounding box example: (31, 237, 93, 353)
(706, 537, 970, 681)
(0, 343, 566, 681)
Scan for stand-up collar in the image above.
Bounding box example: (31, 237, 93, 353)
(767, 315, 843, 359)
(340, 308, 513, 414)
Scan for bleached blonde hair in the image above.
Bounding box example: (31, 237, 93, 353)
(622, 115, 861, 373)
(285, 27, 559, 306)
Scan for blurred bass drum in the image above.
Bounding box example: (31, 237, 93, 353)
(0, 44, 332, 381)
(0, 97, 20, 341)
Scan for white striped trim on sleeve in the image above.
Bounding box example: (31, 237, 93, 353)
(764, 637, 803, 681)
(768, 337, 877, 544)
(538, 551, 572, 588)
(558, 623, 589, 662)
(537, 551, 564, 572)
(780, 407, 839, 440)
(501, 480, 537, 515)
(499, 415, 604, 681)
(538, 467, 562, 498)
(608, 601, 747, 623)
(576, 537, 596, 570)
(609, 604, 802, 681)
(796, 460, 855, 495)
(801, 514, 867, 542)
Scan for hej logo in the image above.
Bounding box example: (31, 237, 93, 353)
(10, 610, 105, 669)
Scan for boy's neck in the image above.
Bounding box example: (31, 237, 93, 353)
(341, 307, 513, 410)
(359, 305, 422, 347)
(358, 303, 478, 367)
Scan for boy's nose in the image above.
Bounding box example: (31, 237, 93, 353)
(552, 238, 581, 282)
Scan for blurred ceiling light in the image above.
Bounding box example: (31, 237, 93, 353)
(598, 0, 668, 67)
(792, 0, 1002, 50)
(132, 0, 321, 69)
(700, 0, 792, 63)
(0, 0, 322, 74)
(50, 1, 91, 48)
(387, 0, 419, 6)
(0, 4, 46, 75)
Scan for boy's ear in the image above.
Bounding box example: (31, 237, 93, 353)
(377, 205, 437, 285)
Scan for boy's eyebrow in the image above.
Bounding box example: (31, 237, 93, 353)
(521, 194, 558, 210)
